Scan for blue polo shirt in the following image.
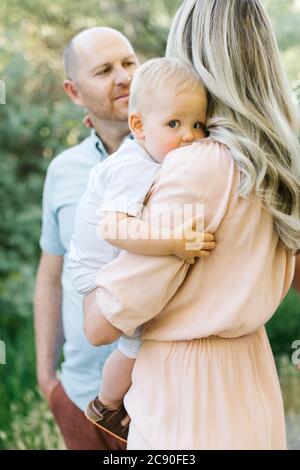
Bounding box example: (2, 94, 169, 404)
(40, 129, 117, 411)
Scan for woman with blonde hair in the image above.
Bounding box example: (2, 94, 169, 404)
(83, 0, 300, 449)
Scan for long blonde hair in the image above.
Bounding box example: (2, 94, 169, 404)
(166, 0, 300, 253)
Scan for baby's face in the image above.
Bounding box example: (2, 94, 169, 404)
(141, 86, 207, 163)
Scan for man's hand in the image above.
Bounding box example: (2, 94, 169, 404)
(38, 374, 59, 403)
(172, 217, 216, 264)
(83, 115, 94, 129)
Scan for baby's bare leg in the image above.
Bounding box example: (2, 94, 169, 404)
(99, 349, 136, 410)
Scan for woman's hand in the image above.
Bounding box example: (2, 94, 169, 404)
(172, 217, 216, 264)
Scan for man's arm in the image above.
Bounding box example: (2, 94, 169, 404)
(292, 255, 300, 294)
(34, 251, 64, 402)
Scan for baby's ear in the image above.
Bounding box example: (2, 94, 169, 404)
(129, 112, 145, 140)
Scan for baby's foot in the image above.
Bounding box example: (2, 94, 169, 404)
(85, 396, 129, 443)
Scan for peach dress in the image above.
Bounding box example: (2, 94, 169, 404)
(94, 139, 295, 450)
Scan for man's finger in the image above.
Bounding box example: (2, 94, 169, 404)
(83, 115, 93, 128)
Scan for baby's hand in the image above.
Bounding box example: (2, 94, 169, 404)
(172, 217, 215, 264)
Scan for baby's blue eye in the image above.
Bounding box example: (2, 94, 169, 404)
(168, 120, 180, 128)
(194, 122, 203, 129)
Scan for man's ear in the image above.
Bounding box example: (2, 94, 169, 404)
(129, 112, 145, 140)
(63, 79, 85, 107)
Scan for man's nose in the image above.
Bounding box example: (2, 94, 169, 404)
(114, 66, 131, 85)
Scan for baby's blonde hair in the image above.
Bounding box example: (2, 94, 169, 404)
(129, 57, 205, 114)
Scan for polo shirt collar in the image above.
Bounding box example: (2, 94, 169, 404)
(89, 128, 133, 161)
(90, 128, 109, 159)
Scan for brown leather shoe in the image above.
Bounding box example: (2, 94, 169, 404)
(85, 397, 129, 444)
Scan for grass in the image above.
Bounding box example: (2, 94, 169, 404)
(1, 395, 65, 450)
(277, 356, 300, 450)
(0, 318, 64, 450)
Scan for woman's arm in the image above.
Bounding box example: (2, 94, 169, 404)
(86, 141, 235, 343)
(83, 290, 122, 346)
(100, 211, 215, 261)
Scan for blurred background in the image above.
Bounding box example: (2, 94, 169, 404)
(0, 0, 299, 450)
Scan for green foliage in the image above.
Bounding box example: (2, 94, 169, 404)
(263, 0, 300, 81)
(266, 289, 300, 357)
(276, 356, 300, 449)
(0, 321, 64, 450)
(0, 56, 86, 332)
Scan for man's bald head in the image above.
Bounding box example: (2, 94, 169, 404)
(63, 26, 138, 124)
(63, 27, 134, 80)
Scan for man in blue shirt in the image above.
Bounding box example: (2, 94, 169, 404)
(34, 27, 139, 450)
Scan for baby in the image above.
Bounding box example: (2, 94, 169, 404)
(68, 57, 214, 442)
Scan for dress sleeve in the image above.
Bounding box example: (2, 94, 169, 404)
(95, 140, 236, 335)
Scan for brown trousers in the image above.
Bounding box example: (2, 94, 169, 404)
(49, 381, 126, 450)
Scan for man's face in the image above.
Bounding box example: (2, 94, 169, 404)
(74, 32, 139, 122)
